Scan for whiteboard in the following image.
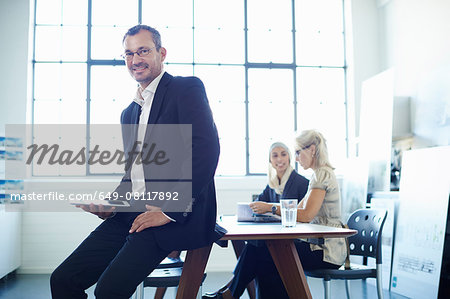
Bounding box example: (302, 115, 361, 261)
(390, 146, 450, 298)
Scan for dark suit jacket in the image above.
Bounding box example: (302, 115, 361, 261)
(115, 72, 223, 251)
(256, 171, 309, 203)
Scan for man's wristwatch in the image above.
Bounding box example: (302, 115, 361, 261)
(271, 204, 277, 215)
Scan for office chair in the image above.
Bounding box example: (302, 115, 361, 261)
(305, 208, 387, 299)
(132, 250, 206, 299)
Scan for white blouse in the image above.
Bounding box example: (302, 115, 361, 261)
(307, 166, 347, 266)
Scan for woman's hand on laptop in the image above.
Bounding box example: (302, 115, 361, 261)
(249, 201, 271, 214)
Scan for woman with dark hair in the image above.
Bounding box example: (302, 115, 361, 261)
(249, 141, 309, 214)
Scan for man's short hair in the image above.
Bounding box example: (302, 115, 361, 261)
(123, 25, 162, 50)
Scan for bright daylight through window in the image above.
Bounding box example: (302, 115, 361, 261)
(32, 0, 348, 176)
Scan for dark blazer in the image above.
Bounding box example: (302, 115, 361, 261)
(115, 72, 223, 251)
(256, 171, 309, 203)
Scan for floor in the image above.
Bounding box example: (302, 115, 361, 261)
(0, 271, 409, 299)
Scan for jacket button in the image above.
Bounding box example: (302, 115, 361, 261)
(183, 212, 187, 217)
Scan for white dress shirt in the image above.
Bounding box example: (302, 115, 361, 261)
(129, 71, 174, 222)
(130, 70, 165, 194)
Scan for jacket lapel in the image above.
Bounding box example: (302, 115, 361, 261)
(148, 72, 172, 124)
(131, 102, 141, 124)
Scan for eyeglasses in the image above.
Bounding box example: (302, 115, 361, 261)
(121, 47, 156, 60)
(295, 145, 310, 156)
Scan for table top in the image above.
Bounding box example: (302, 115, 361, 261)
(218, 215, 357, 241)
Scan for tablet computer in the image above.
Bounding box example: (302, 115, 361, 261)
(70, 200, 130, 207)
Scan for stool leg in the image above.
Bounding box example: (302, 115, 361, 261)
(176, 245, 212, 299)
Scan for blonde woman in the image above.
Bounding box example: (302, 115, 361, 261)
(214, 130, 346, 299)
(203, 142, 308, 299)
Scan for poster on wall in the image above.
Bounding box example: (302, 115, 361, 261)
(390, 146, 450, 298)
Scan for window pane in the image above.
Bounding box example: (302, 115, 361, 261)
(194, 28, 244, 64)
(34, 99, 86, 125)
(164, 64, 193, 77)
(159, 28, 193, 63)
(247, 29, 292, 63)
(35, 26, 61, 61)
(91, 0, 138, 26)
(248, 0, 292, 30)
(34, 63, 61, 100)
(31, 125, 86, 176)
(62, 0, 87, 25)
(90, 65, 137, 124)
(248, 69, 295, 174)
(61, 26, 87, 61)
(142, 0, 192, 28)
(194, 65, 246, 176)
(91, 26, 129, 60)
(34, 100, 60, 124)
(296, 0, 344, 66)
(296, 67, 346, 166)
(34, 63, 86, 124)
(36, 0, 61, 25)
(61, 64, 86, 101)
(195, 0, 244, 29)
(247, 0, 292, 63)
(59, 98, 86, 124)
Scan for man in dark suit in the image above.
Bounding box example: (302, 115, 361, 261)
(50, 25, 223, 299)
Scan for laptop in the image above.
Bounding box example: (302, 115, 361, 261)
(237, 202, 281, 223)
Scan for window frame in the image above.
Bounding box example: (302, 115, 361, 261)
(31, 0, 349, 177)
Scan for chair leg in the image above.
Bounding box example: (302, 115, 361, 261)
(376, 264, 384, 299)
(345, 280, 351, 299)
(154, 287, 167, 299)
(323, 279, 331, 299)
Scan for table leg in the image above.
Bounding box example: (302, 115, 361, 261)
(176, 244, 212, 299)
(265, 239, 312, 299)
(231, 240, 257, 299)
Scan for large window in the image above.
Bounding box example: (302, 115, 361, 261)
(32, 0, 348, 176)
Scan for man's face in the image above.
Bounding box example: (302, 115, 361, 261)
(123, 30, 166, 89)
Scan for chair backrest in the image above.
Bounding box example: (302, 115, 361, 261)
(346, 209, 387, 263)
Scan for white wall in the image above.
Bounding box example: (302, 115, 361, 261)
(378, 0, 450, 147)
(0, 0, 30, 278)
(0, 0, 30, 134)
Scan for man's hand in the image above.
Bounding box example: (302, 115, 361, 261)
(129, 205, 171, 233)
(249, 201, 271, 214)
(76, 203, 115, 219)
